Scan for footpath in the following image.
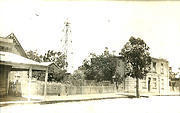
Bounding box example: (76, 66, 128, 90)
(1, 92, 178, 107)
(0, 92, 136, 107)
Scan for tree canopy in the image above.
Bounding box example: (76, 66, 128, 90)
(43, 50, 67, 69)
(82, 47, 121, 83)
(26, 50, 43, 62)
(26, 50, 67, 82)
(120, 36, 152, 97)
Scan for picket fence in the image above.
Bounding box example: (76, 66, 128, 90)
(32, 81, 122, 96)
(9, 81, 123, 97)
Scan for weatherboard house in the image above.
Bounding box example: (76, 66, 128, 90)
(117, 57, 170, 95)
(0, 33, 49, 98)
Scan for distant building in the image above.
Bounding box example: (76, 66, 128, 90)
(117, 57, 170, 95)
(169, 67, 180, 92)
(169, 67, 177, 79)
(40, 62, 64, 81)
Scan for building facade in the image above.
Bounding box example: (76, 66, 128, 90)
(117, 57, 170, 95)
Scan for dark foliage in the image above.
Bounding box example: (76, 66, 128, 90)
(120, 36, 152, 97)
(82, 47, 121, 83)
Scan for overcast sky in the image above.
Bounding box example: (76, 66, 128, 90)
(0, 0, 180, 72)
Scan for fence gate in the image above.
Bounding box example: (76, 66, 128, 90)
(8, 81, 22, 96)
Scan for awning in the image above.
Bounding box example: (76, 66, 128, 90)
(0, 51, 48, 70)
(0, 51, 49, 100)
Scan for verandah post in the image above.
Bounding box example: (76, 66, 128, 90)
(44, 67, 48, 100)
(28, 66, 32, 101)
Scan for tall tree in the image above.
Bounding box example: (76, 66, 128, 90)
(120, 36, 152, 98)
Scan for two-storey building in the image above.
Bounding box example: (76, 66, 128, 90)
(117, 57, 170, 95)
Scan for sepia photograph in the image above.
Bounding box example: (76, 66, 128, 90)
(0, 0, 180, 113)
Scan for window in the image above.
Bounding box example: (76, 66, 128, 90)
(152, 62, 156, 72)
(161, 63, 164, 74)
(143, 76, 146, 80)
(141, 78, 147, 89)
(153, 78, 157, 89)
(0, 46, 10, 52)
(161, 79, 164, 90)
(153, 78, 156, 81)
(142, 82, 147, 89)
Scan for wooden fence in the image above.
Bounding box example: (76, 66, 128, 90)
(35, 81, 120, 96)
(8, 80, 124, 97)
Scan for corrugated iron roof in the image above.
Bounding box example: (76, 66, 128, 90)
(39, 62, 53, 66)
(0, 51, 48, 67)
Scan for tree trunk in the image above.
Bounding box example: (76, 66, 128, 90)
(136, 77, 140, 98)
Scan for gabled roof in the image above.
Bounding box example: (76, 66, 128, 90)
(39, 62, 63, 73)
(6, 33, 27, 58)
(40, 62, 62, 69)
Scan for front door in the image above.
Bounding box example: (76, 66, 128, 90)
(0, 65, 11, 97)
(148, 78, 151, 92)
